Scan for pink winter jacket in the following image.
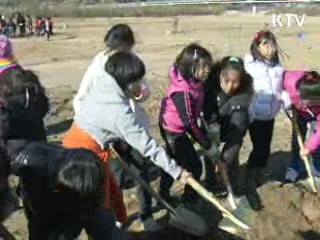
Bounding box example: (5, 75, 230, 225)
(283, 70, 320, 153)
(159, 65, 211, 149)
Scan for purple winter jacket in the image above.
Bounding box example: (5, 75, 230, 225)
(159, 65, 211, 149)
(284, 70, 320, 153)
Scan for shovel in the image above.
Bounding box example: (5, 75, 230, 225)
(200, 117, 253, 211)
(186, 176, 253, 232)
(284, 109, 318, 193)
(109, 146, 209, 237)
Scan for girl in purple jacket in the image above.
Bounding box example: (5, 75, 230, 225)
(159, 43, 217, 204)
(283, 70, 320, 182)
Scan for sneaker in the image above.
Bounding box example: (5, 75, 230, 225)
(142, 218, 162, 232)
(285, 167, 299, 183)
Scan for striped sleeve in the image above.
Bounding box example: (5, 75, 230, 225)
(172, 91, 211, 149)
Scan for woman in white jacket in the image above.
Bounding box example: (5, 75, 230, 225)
(244, 30, 289, 209)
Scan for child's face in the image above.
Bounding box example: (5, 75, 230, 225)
(220, 69, 241, 95)
(258, 39, 276, 60)
(194, 64, 211, 82)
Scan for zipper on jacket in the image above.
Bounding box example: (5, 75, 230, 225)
(267, 66, 274, 119)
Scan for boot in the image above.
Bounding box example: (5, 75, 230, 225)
(255, 167, 268, 187)
(244, 167, 263, 211)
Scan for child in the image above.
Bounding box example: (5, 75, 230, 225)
(74, 24, 160, 230)
(283, 71, 320, 182)
(244, 30, 287, 190)
(7, 141, 125, 240)
(44, 17, 50, 41)
(159, 43, 216, 205)
(0, 40, 49, 221)
(0, 35, 18, 74)
(203, 56, 254, 196)
(73, 23, 134, 114)
(63, 52, 191, 224)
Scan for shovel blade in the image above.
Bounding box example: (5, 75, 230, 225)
(236, 196, 254, 210)
(168, 206, 209, 237)
(218, 207, 257, 236)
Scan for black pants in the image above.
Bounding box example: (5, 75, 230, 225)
(111, 140, 153, 221)
(25, 206, 123, 240)
(247, 119, 275, 169)
(159, 126, 202, 203)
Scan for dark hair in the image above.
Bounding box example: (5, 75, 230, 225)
(298, 71, 320, 99)
(206, 56, 253, 95)
(0, 66, 49, 119)
(56, 149, 104, 195)
(250, 30, 281, 66)
(105, 52, 145, 91)
(174, 43, 213, 81)
(104, 24, 135, 50)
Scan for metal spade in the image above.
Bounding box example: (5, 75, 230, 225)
(110, 146, 209, 237)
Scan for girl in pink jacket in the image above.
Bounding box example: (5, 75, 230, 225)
(159, 43, 216, 205)
(283, 70, 320, 182)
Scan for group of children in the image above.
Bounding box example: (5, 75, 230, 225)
(0, 13, 53, 40)
(0, 22, 320, 239)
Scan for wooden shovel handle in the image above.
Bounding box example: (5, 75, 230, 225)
(109, 146, 178, 214)
(215, 159, 237, 209)
(292, 111, 318, 193)
(200, 116, 238, 209)
(186, 177, 250, 230)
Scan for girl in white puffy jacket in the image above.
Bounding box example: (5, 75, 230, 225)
(244, 31, 289, 200)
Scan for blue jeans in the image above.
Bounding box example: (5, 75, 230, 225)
(289, 113, 320, 175)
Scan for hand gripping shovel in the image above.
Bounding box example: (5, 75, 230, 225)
(200, 117, 253, 211)
(284, 109, 318, 193)
(109, 146, 209, 237)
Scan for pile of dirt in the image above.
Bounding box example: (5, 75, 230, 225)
(238, 182, 320, 240)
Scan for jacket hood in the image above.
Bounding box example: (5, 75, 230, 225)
(92, 51, 127, 104)
(168, 65, 201, 91)
(283, 70, 305, 87)
(93, 51, 111, 71)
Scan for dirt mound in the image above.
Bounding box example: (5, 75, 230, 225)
(237, 182, 320, 240)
